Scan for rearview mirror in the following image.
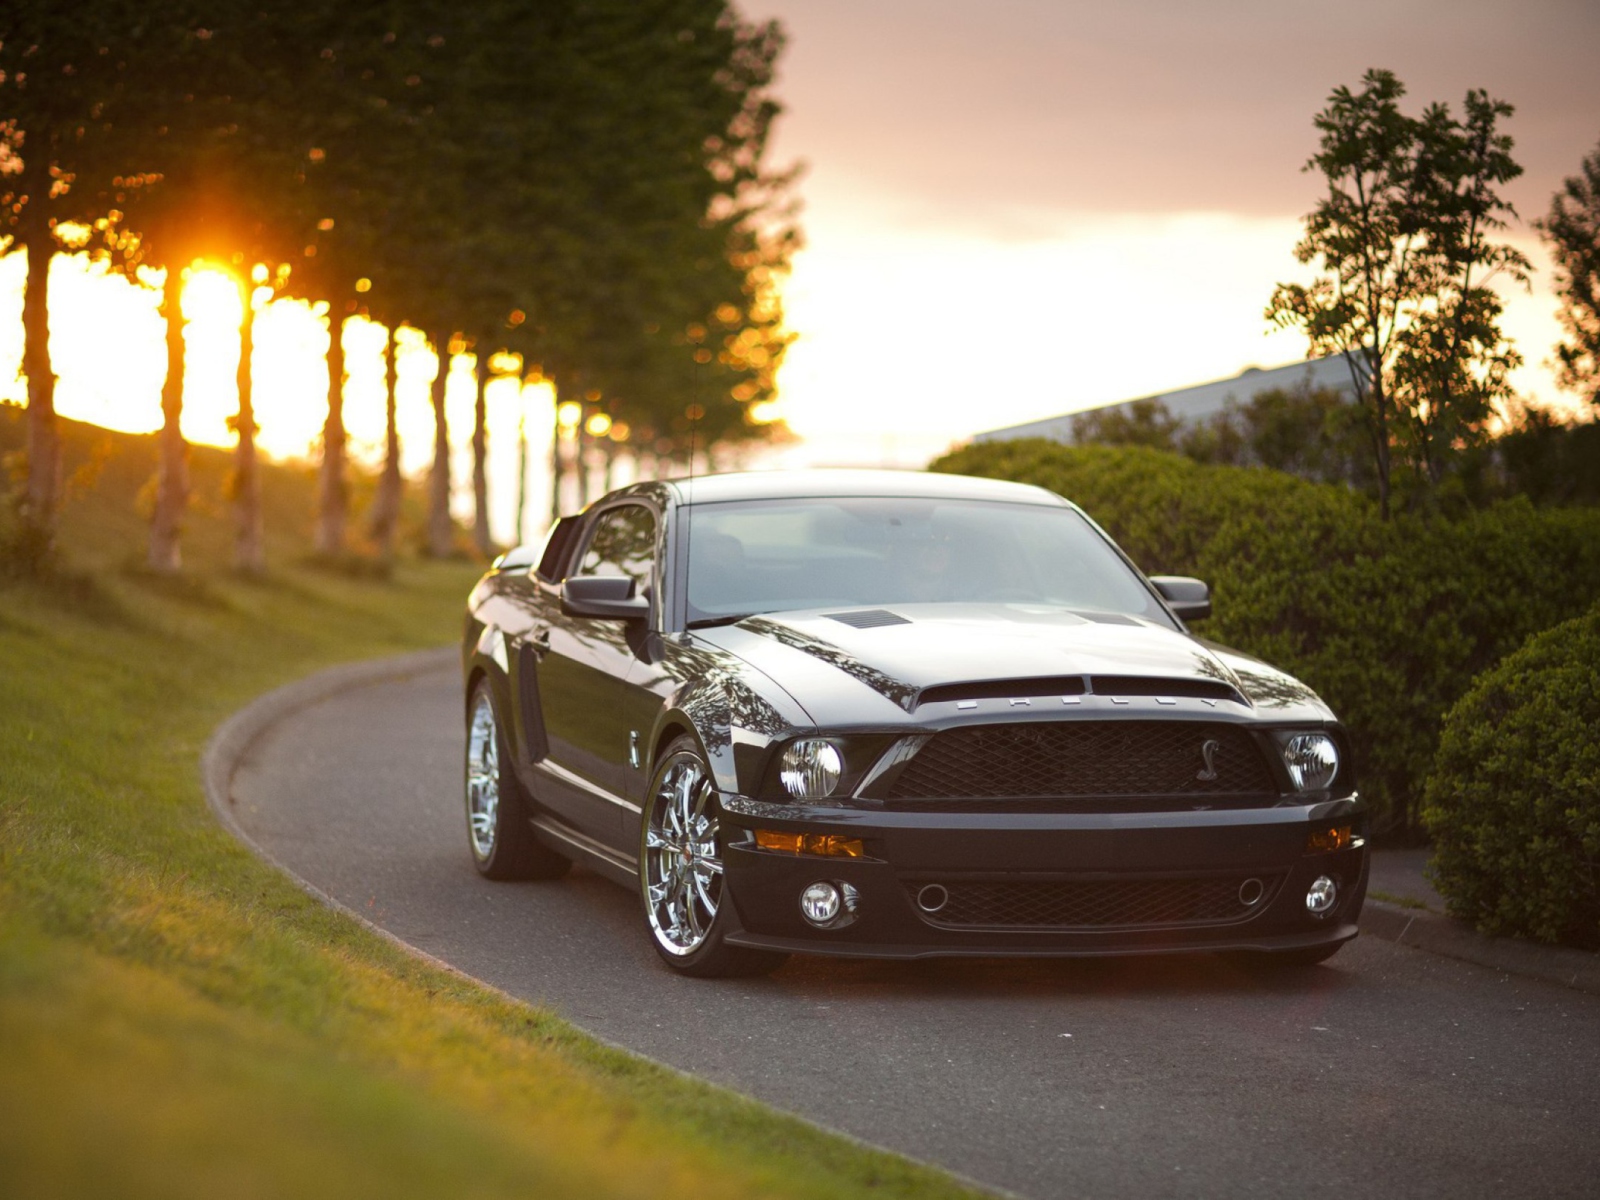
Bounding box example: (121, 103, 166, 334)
(1150, 575, 1211, 622)
(561, 575, 650, 620)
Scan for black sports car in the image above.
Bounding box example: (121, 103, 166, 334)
(461, 469, 1367, 976)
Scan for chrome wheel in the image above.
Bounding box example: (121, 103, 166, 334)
(643, 753, 723, 956)
(466, 689, 500, 862)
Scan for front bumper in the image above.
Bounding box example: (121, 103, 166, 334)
(718, 794, 1367, 959)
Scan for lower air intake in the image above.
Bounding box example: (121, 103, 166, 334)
(905, 874, 1283, 930)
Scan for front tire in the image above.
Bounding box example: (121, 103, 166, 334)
(465, 680, 571, 881)
(639, 736, 787, 978)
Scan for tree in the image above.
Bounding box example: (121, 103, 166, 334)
(231, 274, 266, 572)
(1537, 137, 1600, 410)
(96, 8, 347, 571)
(1389, 92, 1529, 488)
(1184, 383, 1373, 488)
(1071, 398, 1181, 450)
(427, 333, 454, 557)
(0, 2, 186, 565)
(1268, 70, 1528, 517)
(366, 326, 403, 559)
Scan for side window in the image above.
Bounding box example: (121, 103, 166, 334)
(576, 505, 657, 596)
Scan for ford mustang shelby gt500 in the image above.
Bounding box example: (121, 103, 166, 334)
(461, 470, 1367, 976)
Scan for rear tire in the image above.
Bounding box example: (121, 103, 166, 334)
(465, 679, 571, 881)
(639, 735, 788, 978)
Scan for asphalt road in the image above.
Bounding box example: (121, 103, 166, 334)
(227, 662, 1600, 1200)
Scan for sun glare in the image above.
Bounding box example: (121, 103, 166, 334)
(1, 250, 559, 544)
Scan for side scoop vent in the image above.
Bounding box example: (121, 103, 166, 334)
(825, 609, 911, 629)
(917, 676, 1088, 707)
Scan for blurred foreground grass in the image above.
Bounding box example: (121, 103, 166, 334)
(0, 408, 976, 1200)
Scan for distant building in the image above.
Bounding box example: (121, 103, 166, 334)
(972, 354, 1364, 444)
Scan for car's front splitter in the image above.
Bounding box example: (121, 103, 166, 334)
(718, 795, 1368, 959)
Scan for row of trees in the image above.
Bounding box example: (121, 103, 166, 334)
(1268, 69, 1599, 518)
(2, 0, 797, 572)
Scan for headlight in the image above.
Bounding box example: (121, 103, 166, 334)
(1279, 732, 1339, 792)
(779, 739, 843, 801)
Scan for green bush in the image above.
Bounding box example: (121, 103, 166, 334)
(1422, 608, 1600, 948)
(932, 440, 1600, 831)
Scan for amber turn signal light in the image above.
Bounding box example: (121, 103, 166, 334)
(1306, 824, 1355, 853)
(755, 830, 866, 858)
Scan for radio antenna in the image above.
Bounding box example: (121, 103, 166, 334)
(684, 338, 704, 628)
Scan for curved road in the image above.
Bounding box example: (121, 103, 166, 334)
(225, 658, 1600, 1199)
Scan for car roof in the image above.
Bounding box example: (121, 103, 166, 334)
(638, 468, 1069, 508)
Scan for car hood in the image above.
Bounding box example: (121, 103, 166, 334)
(693, 604, 1333, 726)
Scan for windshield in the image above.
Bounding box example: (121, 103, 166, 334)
(684, 497, 1169, 626)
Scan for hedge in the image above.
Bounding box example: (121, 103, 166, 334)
(932, 440, 1600, 831)
(1422, 606, 1600, 948)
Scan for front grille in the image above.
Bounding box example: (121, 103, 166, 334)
(908, 874, 1281, 930)
(884, 721, 1275, 800)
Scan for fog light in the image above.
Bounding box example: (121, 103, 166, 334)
(1306, 875, 1338, 917)
(800, 881, 842, 926)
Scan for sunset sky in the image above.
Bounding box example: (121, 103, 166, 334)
(746, 0, 1600, 465)
(3, 1, 1597, 538)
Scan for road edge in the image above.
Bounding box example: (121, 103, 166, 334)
(202, 647, 480, 980)
(1359, 899, 1599, 995)
(201, 647, 1017, 1200)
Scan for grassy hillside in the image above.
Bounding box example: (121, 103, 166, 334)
(0, 405, 977, 1200)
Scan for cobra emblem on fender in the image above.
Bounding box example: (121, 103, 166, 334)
(1196, 738, 1221, 781)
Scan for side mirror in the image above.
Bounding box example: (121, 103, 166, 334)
(561, 574, 650, 620)
(1150, 575, 1211, 622)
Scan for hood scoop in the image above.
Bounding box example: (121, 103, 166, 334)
(825, 609, 911, 629)
(915, 675, 1247, 709)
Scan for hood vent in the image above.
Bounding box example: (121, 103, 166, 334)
(825, 609, 911, 629)
(1089, 675, 1244, 704)
(917, 676, 1088, 708)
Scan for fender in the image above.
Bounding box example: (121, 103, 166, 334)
(465, 623, 518, 764)
(649, 668, 813, 798)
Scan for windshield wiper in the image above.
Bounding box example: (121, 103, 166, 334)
(686, 613, 762, 629)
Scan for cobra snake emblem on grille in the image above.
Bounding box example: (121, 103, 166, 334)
(1196, 738, 1221, 781)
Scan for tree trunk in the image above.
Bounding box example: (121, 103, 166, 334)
(20, 223, 60, 563)
(315, 315, 347, 556)
(148, 265, 189, 573)
(1371, 386, 1393, 521)
(575, 420, 589, 508)
(427, 333, 453, 558)
(232, 295, 265, 573)
(549, 396, 564, 525)
(515, 397, 529, 548)
(471, 354, 491, 557)
(368, 326, 402, 559)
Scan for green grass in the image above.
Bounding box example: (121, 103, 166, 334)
(0, 405, 980, 1200)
